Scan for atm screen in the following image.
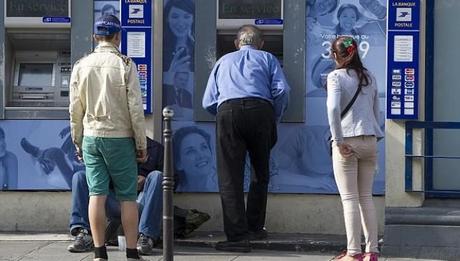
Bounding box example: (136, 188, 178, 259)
(18, 63, 53, 87)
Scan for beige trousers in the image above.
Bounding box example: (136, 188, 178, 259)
(332, 136, 379, 255)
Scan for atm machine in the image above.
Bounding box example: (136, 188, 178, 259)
(3, 0, 71, 118)
(195, 0, 305, 122)
(216, 0, 284, 63)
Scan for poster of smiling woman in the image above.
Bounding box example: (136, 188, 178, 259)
(306, 0, 386, 99)
(163, 0, 195, 121)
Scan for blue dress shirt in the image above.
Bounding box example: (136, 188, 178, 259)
(202, 45, 290, 120)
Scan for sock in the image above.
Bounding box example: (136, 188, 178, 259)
(94, 246, 108, 259)
(126, 248, 139, 259)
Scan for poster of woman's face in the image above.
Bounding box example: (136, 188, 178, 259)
(163, 0, 195, 73)
(93, 0, 120, 22)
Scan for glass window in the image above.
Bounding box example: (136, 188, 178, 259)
(432, 1, 460, 191)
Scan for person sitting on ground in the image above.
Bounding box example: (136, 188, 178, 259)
(67, 137, 210, 255)
(68, 137, 164, 255)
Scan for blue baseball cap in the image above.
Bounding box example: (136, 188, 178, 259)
(94, 15, 122, 36)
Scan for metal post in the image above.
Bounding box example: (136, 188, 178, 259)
(162, 107, 174, 261)
(152, 0, 164, 141)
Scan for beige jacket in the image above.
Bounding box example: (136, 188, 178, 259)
(69, 42, 146, 150)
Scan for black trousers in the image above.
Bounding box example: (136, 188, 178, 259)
(216, 98, 277, 241)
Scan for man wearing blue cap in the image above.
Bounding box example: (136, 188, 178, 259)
(69, 15, 147, 261)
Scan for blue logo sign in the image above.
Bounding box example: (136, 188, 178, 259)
(255, 19, 283, 25)
(398, 10, 410, 18)
(42, 17, 71, 23)
(388, 1, 419, 30)
(386, 0, 420, 119)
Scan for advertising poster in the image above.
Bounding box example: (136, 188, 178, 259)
(170, 0, 386, 194)
(93, 0, 120, 20)
(0, 120, 81, 190)
(162, 0, 195, 121)
(2, 1, 386, 194)
(303, 0, 387, 193)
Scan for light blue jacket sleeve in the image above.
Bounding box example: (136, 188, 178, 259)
(202, 63, 220, 115)
(270, 57, 290, 120)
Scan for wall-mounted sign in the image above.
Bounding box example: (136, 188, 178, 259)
(6, 0, 69, 17)
(121, 0, 153, 114)
(42, 17, 71, 23)
(386, 0, 420, 119)
(255, 18, 283, 25)
(121, 0, 152, 27)
(218, 0, 282, 19)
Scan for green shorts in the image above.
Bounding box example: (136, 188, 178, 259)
(82, 136, 137, 201)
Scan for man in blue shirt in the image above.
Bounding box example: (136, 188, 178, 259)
(202, 24, 290, 252)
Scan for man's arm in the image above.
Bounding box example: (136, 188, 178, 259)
(69, 63, 85, 151)
(126, 60, 147, 153)
(269, 56, 290, 121)
(202, 63, 220, 115)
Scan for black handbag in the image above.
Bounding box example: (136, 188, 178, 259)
(328, 84, 362, 155)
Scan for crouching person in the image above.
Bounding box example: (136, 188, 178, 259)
(68, 138, 164, 256)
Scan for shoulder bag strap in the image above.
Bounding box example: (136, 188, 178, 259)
(340, 84, 362, 118)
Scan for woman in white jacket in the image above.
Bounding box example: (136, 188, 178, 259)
(327, 36, 383, 261)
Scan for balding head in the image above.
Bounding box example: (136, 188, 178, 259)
(234, 24, 264, 50)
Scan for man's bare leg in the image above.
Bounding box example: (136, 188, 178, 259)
(120, 200, 139, 249)
(88, 195, 107, 247)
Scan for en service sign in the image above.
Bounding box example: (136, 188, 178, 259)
(386, 0, 420, 119)
(6, 0, 68, 17)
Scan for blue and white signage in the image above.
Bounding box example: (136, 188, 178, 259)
(121, 0, 153, 113)
(121, 0, 152, 27)
(255, 18, 283, 25)
(42, 17, 71, 23)
(387, 0, 420, 119)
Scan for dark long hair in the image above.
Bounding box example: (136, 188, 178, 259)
(163, 0, 195, 71)
(331, 36, 370, 88)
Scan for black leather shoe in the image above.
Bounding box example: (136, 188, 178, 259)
(248, 229, 268, 241)
(215, 239, 251, 253)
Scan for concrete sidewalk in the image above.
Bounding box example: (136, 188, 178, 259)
(0, 234, 444, 261)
